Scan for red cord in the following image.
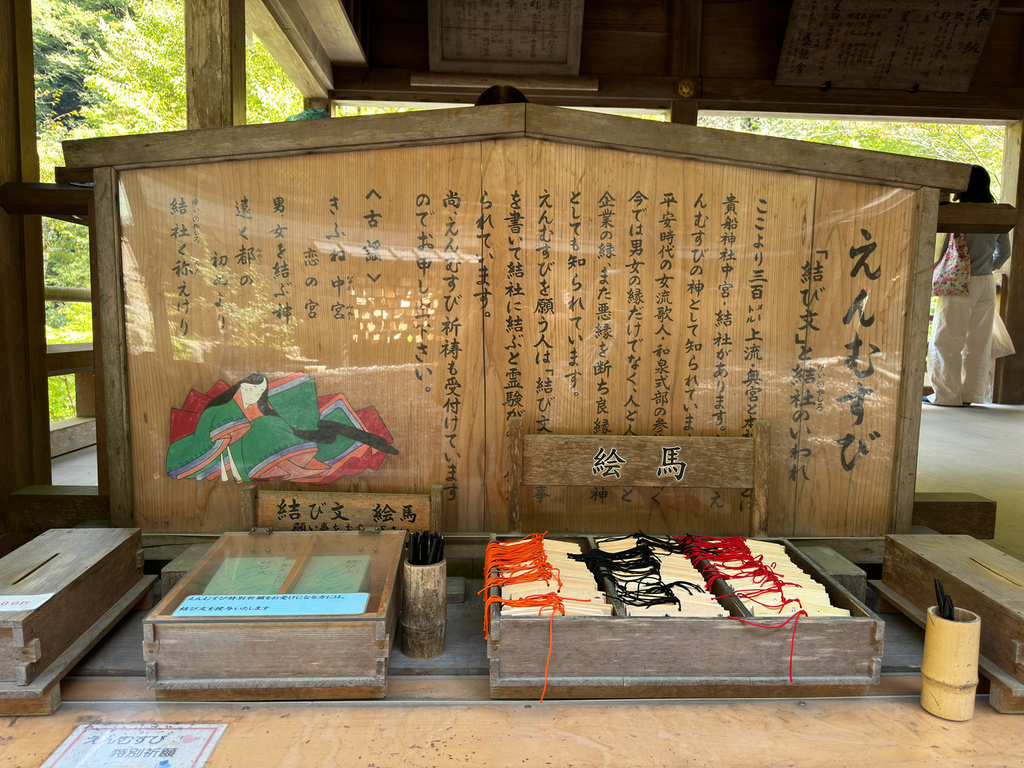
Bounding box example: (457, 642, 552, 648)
(729, 610, 808, 682)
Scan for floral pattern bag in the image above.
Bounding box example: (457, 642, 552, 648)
(932, 233, 971, 296)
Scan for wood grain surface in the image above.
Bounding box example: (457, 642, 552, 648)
(114, 136, 924, 537)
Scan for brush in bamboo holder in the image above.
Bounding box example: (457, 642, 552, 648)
(920, 605, 981, 721)
(400, 559, 447, 659)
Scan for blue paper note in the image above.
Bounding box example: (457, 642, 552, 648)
(173, 592, 369, 617)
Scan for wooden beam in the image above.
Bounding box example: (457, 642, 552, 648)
(936, 202, 1017, 233)
(63, 104, 970, 192)
(0, 0, 51, 513)
(669, 0, 701, 77)
(46, 343, 94, 376)
(7, 486, 110, 531)
(997, 121, 1024, 403)
(669, 100, 698, 126)
(700, 79, 1024, 122)
(331, 68, 1024, 121)
(185, 0, 246, 128)
(247, 0, 333, 98)
(0, 182, 92, 224)
(912, 492, 996, 539)
(299, 0, 365, 65)
(409, 72, 600, 91)
(64, 106, 526, 170)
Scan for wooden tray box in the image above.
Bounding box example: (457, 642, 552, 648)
(487, 537, 884, 699)
(0, 528, 143, 686)
(143, 530, 404, 700)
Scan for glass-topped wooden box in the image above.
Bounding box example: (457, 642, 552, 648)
(144, 530, 404, 700)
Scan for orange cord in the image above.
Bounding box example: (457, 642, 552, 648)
(481, 533, 592, 701)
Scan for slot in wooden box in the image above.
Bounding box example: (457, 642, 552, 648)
(143, 530, 404, 700)
(0, 528, 143, 686)
(487, 537, 884, 699)
(883, 534, 1024, 690)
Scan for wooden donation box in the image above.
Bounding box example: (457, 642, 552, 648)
(883, 535, 1024, 713)
(66, 104, 966, 538)
(0, 529, 142, 686)
(144, 530, 404, 699)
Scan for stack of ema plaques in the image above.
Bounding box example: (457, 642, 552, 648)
(594, 535, 727, 618)
(717, 538, 850, 618)
(498, 538, 612, 617)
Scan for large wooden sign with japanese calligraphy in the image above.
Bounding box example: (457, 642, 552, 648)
(115, 133, 924, 536)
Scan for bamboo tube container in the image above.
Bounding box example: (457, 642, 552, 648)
(400, 559, 447, 659)
(920, 605, 981, 721)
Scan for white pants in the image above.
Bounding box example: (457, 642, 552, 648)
(927, 274, 996, 405)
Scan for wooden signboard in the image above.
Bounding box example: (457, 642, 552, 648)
(67, 105, 966, 537)
(776, 0, 998, 92)
(427, 0, 584, 76)
(246, 487, 440, 533)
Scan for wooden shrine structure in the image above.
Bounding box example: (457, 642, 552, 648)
(2, 0, 1023, 538)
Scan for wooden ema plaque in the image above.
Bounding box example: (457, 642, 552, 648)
(75, 106, 961, 536)
(486, 537, 883, 699)
(0, 529, 142, 685)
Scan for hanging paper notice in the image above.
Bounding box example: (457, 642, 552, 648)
(41, 723, 226, 768)
(173, 592, 370, 617)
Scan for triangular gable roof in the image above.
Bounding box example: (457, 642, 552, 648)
(64, 103, 969, 191)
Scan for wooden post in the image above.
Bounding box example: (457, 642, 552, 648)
(668, 0, 701, 125)
(86, 200, 108, 494)
(892, 187, 940, 533)
(303, 97, 331, 114)
(94, 167, 132, 526)
(185, 0, 246, 128)
(997, 121, 1024, 403)
(0, 0, 51, 520)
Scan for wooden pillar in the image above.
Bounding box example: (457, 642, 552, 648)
(997, 121, 1024, 403)
(303, 97, 331, 114)
(668, 0, 701, 125)
(185, 0, 246, 128)
(0, 0, 51, 526)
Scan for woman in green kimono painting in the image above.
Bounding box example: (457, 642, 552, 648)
(166, 372, 397, 484)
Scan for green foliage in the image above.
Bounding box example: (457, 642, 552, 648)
(698, 116, 1005, 195)
(48, 375, 78, 421)
(32, 0, 127, 124)
(81, 0, 187, 134)
(45, 305, 93, 421)
(246, 35, 304, 124)
(33, 0, 308, 423)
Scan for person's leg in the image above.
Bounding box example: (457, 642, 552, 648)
(961, 274, 997, 404)
(927, 294, 972, 405)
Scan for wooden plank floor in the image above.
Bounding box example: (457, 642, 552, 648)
(3, 694, 1020, 767)
(8, 579, 997, 767)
